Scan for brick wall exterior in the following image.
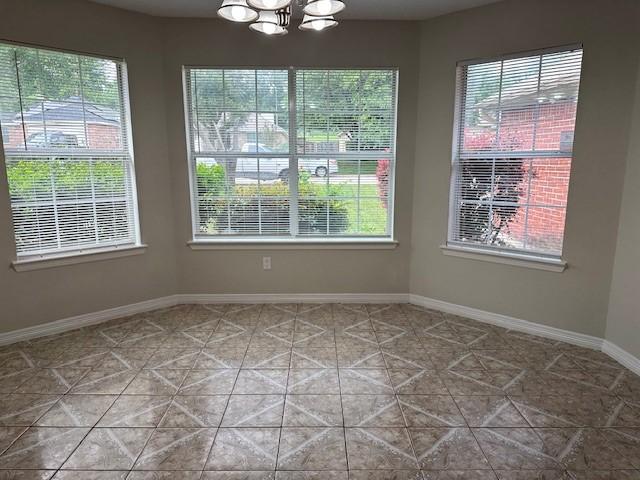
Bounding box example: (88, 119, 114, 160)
(4, 122, 121, 150)
(465, 102, 575, 252)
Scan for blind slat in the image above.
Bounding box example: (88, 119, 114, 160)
(449, 47, 583, 257)
(185, 67, 398, 239)
(0, 43, 139, 257)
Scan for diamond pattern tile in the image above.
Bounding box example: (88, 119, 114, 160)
(0, 302, 637, 479)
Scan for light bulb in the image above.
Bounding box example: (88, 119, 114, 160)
(299, 14, 337, 31)
(263, 0, 278, 8)
(316, 0, 332, 15)
(219, 1, 258, 22)
(303, 0, 344, 16)
(231, 5, 246, 20)
(263, 22, 277, 35)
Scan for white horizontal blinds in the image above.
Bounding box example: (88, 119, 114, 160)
(450, 47, 583, 256)
(184, 67, 398, 240)
(0, 43, 138, 257)
(295, 69, 397, 236)
(186, 68, 291, 236)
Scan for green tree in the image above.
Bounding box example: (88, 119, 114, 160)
(190, 69, 289, 183)
(0, 44, 120, 110)
(297, 70, 395, 151)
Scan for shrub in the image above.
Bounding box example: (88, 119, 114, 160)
(196, 162, 226, 227)
(205, 172, 350, 235)
(458, 158, 526, 245)
(7, 158, 127, 201)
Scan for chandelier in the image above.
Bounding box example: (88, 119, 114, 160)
(218, 0, 345, 35)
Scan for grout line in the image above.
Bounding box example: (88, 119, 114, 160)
(43, 313, 167, 477)
(1, 303, 637, 478)
(272, 304, 293, 474)
(334, 303, 351, 473)
(199, 303, 254, 476)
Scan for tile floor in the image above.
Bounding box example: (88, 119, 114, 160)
(0, 303, 639, 479)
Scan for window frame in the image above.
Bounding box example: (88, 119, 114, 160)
(182, 65, 399, 246)
(445, 44, 583, 267)
(0, 40, 143, 264)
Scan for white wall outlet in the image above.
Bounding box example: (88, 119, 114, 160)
(262, 256, 272, 270)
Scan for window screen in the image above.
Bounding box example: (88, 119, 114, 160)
(448, 46, 583, 257)
(184, 67, 398, 240)
(0, 42, 140, 258)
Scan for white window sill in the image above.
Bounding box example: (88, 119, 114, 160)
(12, 244, 148, 272)
(440, 244, 567, 273)
(188, 238, 399, 251)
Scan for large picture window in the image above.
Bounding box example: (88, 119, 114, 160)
(448, 46, 583, 258)
(0, 42, 140, 259)
(183, 67, 398, 241)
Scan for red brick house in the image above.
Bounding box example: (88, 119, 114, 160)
(464, 74, 579, 252)
(3, 97, 122, 150)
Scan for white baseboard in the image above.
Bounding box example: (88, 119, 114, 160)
(178, 293, 410, 304)
(409, 294, 604, 350)
(0, 293, 408, 346)
(2, 291, 638, 377)
(0, 295, 179, 346)
(602, 340, 640, 376)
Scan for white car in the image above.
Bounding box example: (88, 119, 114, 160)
(236, 143, 338, 180)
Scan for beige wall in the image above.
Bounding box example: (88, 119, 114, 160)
(410, 0, 640, 338)
(606, 60, 640, 358)
(162, 19, 419, 295)
(0, 0, 177, 333)
(1, 0, 639, 359)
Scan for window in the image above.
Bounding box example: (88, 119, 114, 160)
(448, 46, 583, 258)
(184, 67, 398, 241)
(0, 43, 140, 259)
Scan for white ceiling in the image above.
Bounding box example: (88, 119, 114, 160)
(87, 0, 503, 20)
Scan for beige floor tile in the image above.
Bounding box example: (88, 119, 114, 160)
(63, 427, 152, 470)
(134, 428, 217, 470)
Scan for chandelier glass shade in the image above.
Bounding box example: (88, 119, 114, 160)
(218, 0, 344, 35)
(303, 0, 345, 16)
(217, 0, 259, 22)
(247, 0, 292, 10)
(249, 9, 290, 35)
(299, 14, 337, 31)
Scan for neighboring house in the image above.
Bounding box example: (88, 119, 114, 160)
(299, 131, 352, 154)
(193, 112, 352, 155)
(465, 74, 579, 251)
(2, 96, 122, 150)
(194, 112, 289, 152)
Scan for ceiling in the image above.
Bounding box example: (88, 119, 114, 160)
(87, 0, 503, 20)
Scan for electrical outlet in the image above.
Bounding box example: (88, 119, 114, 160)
(262, 256, 272, 270)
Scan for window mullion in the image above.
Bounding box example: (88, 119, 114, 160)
(89, 159, 99, 244)
(488, 158, 496, 245)
(522, 158, 535, 249)
(255, 71, 262, 235)
(288, 67, 299, 237)
(49, 163, 62, 250)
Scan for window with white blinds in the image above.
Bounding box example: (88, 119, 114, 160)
(184, 67, 398, 240)
(448, 46, 583, 258)
(0, 43, 140, 259)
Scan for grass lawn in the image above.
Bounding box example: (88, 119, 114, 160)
(336, 159, 378, 175)
(345, 184, 387, 234)
(300, 183, 388, 235)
